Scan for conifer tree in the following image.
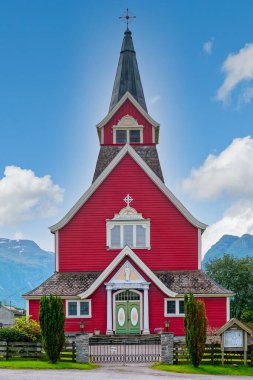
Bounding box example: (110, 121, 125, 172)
(184, 293, 207, 367)
(39, 295, 65, 363)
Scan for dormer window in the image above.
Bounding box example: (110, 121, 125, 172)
(106, 194, 150, 250)
(113, 115, 143, 144)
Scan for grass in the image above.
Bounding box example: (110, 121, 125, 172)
(0, 360, 99, 370)
(151, 363, 253, 376)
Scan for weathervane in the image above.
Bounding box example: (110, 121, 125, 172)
(119, 8, 136, 29)
(124, 194, 133, 207)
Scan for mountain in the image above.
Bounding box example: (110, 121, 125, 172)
(202, 234, 253, 268)
(0, 238, 54, 308)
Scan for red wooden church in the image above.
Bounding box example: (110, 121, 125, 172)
(24, 27, 233, 336)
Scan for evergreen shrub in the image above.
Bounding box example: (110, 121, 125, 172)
(39, 295, 65, 363)
(184, 293, 207, 368)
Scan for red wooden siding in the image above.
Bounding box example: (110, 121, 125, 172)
(102, 99, 154, 145)
(28, 282, 227, 336)
(58, 154, 198, 272)
(201, 297, 227, 329)
(29, 300, 40, 321)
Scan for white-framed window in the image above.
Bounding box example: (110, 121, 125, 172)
(113, 128, 143, 144)
(107, 221, 150, 249)
(164, 299, 185, 317)
(66, 300, 91, 318)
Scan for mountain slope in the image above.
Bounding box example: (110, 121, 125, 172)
(202, 234, 253, 268)
(0, 238, 54, 308)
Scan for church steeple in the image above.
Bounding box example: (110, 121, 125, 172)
(109, 28, 147, 112)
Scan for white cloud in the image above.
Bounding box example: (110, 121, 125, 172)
(216, 43, 253, 103)
(149, 95, 161, 105)
(182, 136, 253, 200)
(182, 136, 253, 254)
(12, 232, 24, 240)
(202, 200, 253, 254)
(203, 38, 214, 54)
(0, 166, 64, 226)
(238, 86, 253, 105)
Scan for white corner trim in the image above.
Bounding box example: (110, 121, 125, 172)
(78, 246, 177, 299)
(50, 144, 207, 232)
(226, 297, 230, 322)
(96, 92, 160, 130)
(101, 127, 104, 144)
(176, 293, 235, 298)
(198, 229, 202, 270)
(26, 300, 29, 318)
(55, 230, 59, 271)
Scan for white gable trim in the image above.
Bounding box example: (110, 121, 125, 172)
(96, 92, 160, 130)
(108, 260, 146, 284)
(50, 144, 207, 232)
(78, 246, 177, 298)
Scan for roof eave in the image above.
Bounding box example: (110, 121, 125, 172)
(96, 92, 160, 130)
(78, 246, 177, 299)
(50, 144, 207, 232)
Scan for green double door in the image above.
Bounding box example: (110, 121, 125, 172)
(116, 301, 140, 334)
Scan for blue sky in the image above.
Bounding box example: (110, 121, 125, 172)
(1, 0, 253, 255)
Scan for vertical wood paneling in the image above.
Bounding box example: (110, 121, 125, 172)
(103, 99, 154, 145)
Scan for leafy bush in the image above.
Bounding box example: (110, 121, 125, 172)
(14, 317, 41, 342)
(0, 327, 29, 342)
(0, 317, 41, 342)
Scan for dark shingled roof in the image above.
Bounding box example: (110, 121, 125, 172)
(23, 272, 101, 297)
(109, 28, 147, 112)
(92, 145, 164, 183)
(155, 270, 233, 295)
(24, 270, 232, 297)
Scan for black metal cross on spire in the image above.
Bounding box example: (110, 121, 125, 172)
(119, 8, 136, 29)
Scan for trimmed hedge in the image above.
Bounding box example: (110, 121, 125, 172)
(0, 328, 29, 342)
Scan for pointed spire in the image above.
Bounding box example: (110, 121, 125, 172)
(109, 28, 147, 112)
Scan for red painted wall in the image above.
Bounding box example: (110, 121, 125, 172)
(29, 300, 40, 321)
(58, 154, 199, 272)
(28, 289, 227, 336)
(102, 99, 154, 145)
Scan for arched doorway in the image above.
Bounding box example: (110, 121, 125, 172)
(114, 289, 141, 334)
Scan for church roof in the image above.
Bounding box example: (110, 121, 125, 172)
(23, 271, 101, 297)
(155, 271, 234, 296)
(23, 269, 233, 298)
(93, 145, 164, 182)
(109, 28, 147, 112)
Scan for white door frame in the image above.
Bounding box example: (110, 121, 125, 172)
(113, 289, 143, 333)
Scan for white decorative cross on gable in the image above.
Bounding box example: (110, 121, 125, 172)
(124, 194, 133, 207)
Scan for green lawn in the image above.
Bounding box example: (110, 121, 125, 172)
(0, 360, 98, 370)
(151, 363, 253, 376)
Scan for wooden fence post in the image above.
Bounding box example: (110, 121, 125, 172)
(72, 341, 76, 362)
(174, 343, 178, 365)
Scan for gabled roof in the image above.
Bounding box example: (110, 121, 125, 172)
(23, 268, 232, 299)
(155, 271, 234, 296)
(216, 318, 253, 336)
(23, 272, 100, 298)
(109, 28, 147, 112)
(97, 92, 159, 130)
(50, 144, 207, 232)
(78, 246, 177, 299)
